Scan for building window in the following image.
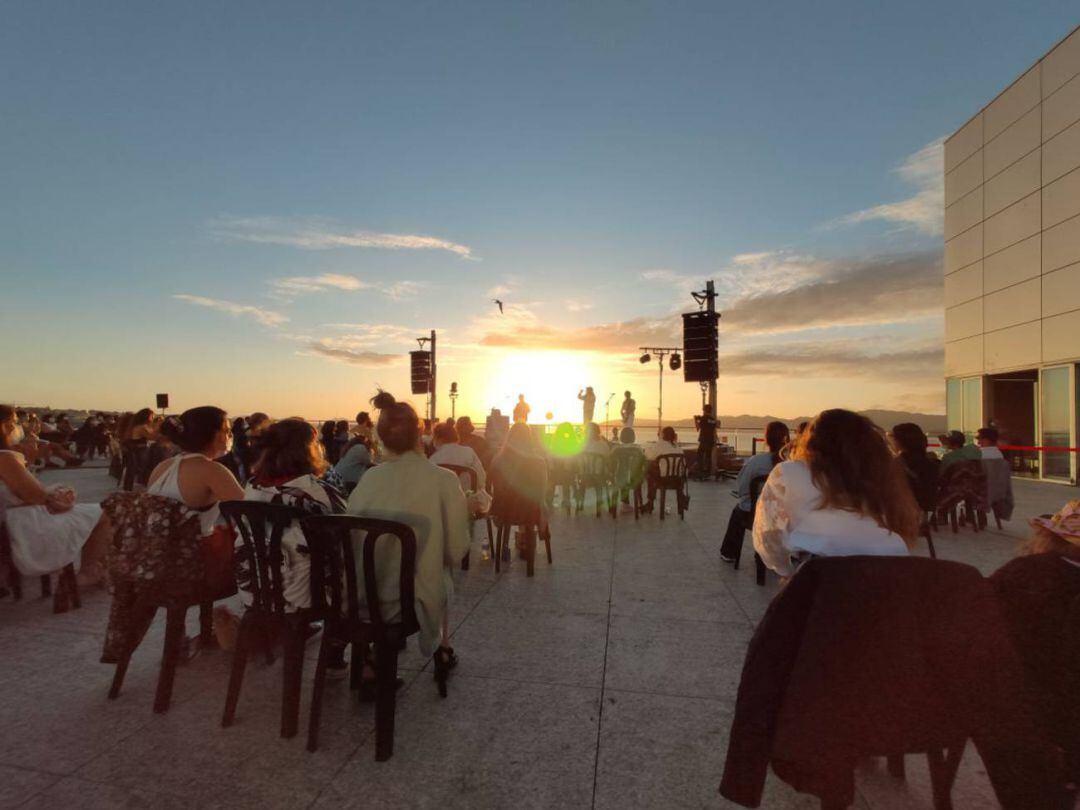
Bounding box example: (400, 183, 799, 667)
(946, 378, 962, 432)
(1040, 366, 1073, 481)
(961, 377, 982, 440)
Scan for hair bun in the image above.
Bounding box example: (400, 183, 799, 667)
(371, 390, 397, 410)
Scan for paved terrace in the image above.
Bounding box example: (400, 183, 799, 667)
(1, 464, 1076, 810)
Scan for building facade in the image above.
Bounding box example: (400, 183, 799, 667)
(944, 25, 1080, 484)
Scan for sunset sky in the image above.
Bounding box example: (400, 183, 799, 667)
(3, 2, 1077, 423)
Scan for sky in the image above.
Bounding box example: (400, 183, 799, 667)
(2, 2, 1077, 423)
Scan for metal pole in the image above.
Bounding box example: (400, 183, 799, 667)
(430, 329, 437, 423)
(706, 280, 717, 417)
(657, 355, 664, 433)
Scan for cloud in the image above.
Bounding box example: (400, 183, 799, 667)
(720, 340, 942, 379)
(267, 274, 422, 302)
(722, 252, 942, 334)
(270, 274, 373, 296)
(213, 216, 476, 259)
(172, 294, 288, 327)
(833, 139, 945, 235)
(565, 299, 594, 312)
(305, 342, 401, 366)
(479, 315, 677, 353)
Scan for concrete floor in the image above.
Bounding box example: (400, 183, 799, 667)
(1, 463, 1076, 809)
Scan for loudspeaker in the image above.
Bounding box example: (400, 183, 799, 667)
(682, 312, 719, 382)
(156, 393, 169, 409)
(410, 351, 432, 395)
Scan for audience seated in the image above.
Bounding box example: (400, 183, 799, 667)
(938, 429, 981, 471)
(214, 418, 347, 650)
(145, 407, 245, 597)
(719, 420, 790, 564)
(890, 422, 940, 515)
(333, 431, 375, 490)
(429, 423, 486, 491)
(456, 416, 491, 471)
(990, 501, 1080, 800)
(978, 426, 1015, 525)
(0, 404, 109, 586)
(753, 409, 919, 578)
(490, 422, 549, 551)
(347, 391, 470, 682)
(582, 422, 611, 457)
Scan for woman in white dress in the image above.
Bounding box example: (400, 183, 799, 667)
(753, 408, 920, 579)
(0, 404, 109, 581)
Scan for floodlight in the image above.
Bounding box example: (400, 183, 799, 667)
(639, 353, 651, 364)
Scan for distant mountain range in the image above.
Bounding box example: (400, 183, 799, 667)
(664, 410, 947, 434)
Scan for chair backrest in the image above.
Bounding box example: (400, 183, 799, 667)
(219, 500, 305, 615)
(437, 463, 478, 493)
(610, 446, 647, 487)
(300, 514, 420, 636)
(748, 474, 769, 527)
(578, 452, 609, 478)
(655, 452, 687, 481)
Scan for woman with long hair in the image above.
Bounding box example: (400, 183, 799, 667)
(145, 407, 245, 595)
(0, 404, 111, 585)
(753, 409, 919, 578)
(212, 419, 346, 651)
(490, 422, 549, 558)
(889, 422, 940, 514)
(347, 391, 470, 689)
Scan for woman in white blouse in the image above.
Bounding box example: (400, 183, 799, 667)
(753, 409, 919, 578)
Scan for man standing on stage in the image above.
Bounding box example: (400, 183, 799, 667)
(578, 387, 596, 424)
(513, 394, 531, 424)
(696, 404, 717, 480)
(621, 391, 636, 429)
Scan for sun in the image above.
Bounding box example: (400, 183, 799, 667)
(483, 350, 600, 424)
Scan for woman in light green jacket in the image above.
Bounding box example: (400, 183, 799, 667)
(347, 391, 471, 690)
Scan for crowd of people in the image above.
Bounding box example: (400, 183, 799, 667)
(1, 397, 1076, 801)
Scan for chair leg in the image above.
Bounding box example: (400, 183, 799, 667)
(66, 564, 81, 609)
(221, 613, 255, 727)
(754, 553, 766, 587)
(280, 619, 306, 739)
(887, 753, 906, 778)
(461, 551, 470, 571)
(525, 527, 536, 578)
(306, 635, 334, 752)
(154, 606, 187, 714)
(40, 574, 52, 598)
(994, 514, 1002, 530)
(109, 655, 132, 700)
(494, 525, 503, 573)
(486, 517, 495, 551)
(924, 526, 937, 559)
(543, 528, 553, 565)
(949, 506, 958, 533)
(927, 742, 964, 810)
(373, 638, 399, 761)
(659, 488, 667, 521)
(198, 602, 214, 644)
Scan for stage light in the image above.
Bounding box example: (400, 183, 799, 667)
(669, 353, 682, 371)
(639, 353, 651, 364)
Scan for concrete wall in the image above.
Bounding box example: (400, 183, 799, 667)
(944, 26, 1080, 378)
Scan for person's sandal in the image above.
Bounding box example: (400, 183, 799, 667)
(433, 646, 458, 698)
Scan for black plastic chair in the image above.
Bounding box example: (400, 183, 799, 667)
(609, 446, 647, 519)
(219, 500, 309, 738)
(732, 474, 769, 586)
(654, 453, 689, 521)
(437, 463, 494, 571)
(301, 514, 421, 760)
(547, 457, 577, 514)
(575, 452, 611, 517)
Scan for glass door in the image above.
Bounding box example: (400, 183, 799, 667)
(1039, 365, 1075, 482)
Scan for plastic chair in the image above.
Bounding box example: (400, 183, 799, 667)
(300, 514, 420, 760)
(575, 452, 611, 517)
(654, 453, 689, 520)
(219, 501, 309, 738)
(732, 474, 769, 586)
(609, 446, 647, 519)
(436, 463, 494, 570)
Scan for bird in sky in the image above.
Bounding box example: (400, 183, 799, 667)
(493, 299, 504, 314)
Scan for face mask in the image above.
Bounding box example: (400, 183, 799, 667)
(9, 425, 25, 445)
